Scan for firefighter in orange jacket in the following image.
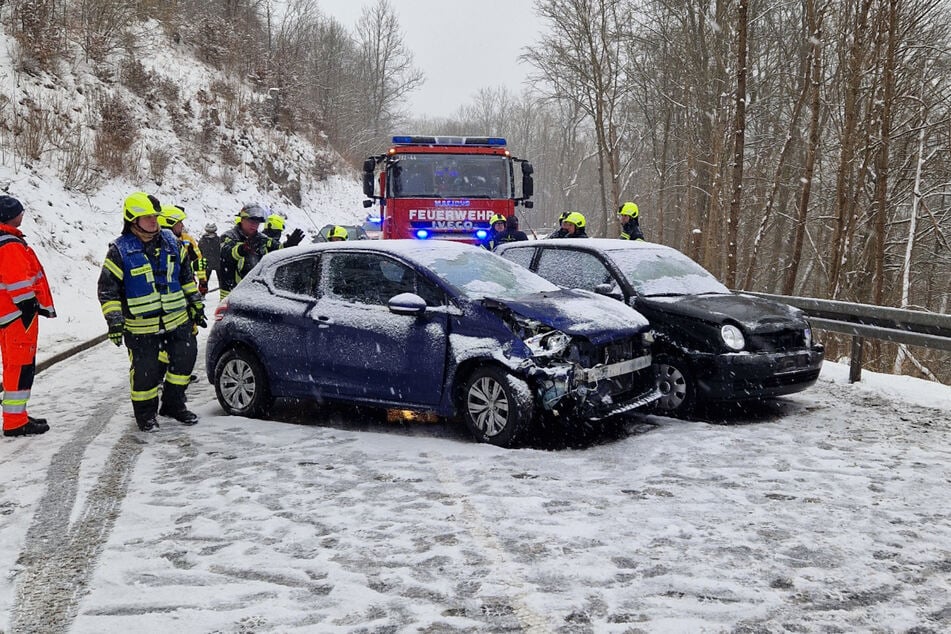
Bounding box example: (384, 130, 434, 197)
(0, 196, 56, 437)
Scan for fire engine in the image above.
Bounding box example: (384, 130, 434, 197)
(362, 135, 534, 243)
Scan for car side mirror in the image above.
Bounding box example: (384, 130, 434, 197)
(388, 292, 427, 316)
(593, 283, 623, 300)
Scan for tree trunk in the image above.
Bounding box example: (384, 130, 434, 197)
(726, 0, 749, 289)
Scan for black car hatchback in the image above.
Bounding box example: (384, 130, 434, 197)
(496, 239, 824, 415)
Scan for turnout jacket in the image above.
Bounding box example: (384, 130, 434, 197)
(219, 226, 278, 296)
(98, 229, 202, 335)
(0, 224, 55, 328)
(620, 217, 644, 241)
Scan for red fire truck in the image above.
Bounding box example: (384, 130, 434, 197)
(362, 135, 534, 243)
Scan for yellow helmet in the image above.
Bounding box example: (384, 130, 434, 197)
(618, 202, 639, 218)
(158, 204, 187, 228)
(123, 192, 161, 222)
(266, 213, 285, 231)
(328, 225, 348, 240)
(490, 213, 507, 226)
(563, 211, 586, 228)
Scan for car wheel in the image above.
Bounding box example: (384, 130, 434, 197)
(214, 348, 272, 417)
(462, 366, 533, 447)
(653, 354, 696, 416)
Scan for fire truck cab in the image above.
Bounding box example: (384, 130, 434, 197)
(362, 135, 534, 244)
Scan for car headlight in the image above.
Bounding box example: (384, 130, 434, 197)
(720, 324, 745, 351)
(524, 330, 571, 357)
(804, 326, 812, 348)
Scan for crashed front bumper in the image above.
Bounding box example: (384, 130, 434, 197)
(525, 352, 659, 420)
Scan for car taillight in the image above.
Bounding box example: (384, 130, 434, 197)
(213, 300, 229, 321)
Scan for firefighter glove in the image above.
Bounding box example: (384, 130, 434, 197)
(198, 280, 209, 296)
(195, 257, 207, 272)
(189, 303, 207, 328)
(108, 322, 124, 347)
(284, 228, 305, 248)
(237, 241, 252, 257)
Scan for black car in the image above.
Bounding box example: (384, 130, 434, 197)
(206, 240, 659, 446)
(496, 239, 824, 415)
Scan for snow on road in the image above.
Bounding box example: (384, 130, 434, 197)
(1, 334, 949, 633)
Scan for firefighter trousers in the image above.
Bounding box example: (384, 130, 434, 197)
(1, 314, 38, 432)
(125, 324, 196, 423)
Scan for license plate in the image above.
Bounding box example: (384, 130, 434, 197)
(580, 354, 652, 383)
(776, 354, 808, 374)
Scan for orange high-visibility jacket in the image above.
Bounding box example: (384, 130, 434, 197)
(0, 224, 55, 327)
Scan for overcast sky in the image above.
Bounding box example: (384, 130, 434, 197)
(314, 0, 543, 118)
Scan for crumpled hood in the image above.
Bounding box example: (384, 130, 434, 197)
(642, 292, 807, 332)
(484, 288, 649, 345)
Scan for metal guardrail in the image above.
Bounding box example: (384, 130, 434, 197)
(746, 292, 951, 382)
(36, 285, 220, 375)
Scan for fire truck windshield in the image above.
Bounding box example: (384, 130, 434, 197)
(388, 154, 511, 199)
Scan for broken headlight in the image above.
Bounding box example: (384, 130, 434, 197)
(524, 330, 571, 358)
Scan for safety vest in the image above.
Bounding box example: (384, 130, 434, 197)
(114, 230, 189, 334)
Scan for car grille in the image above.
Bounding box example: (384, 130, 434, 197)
(749, 329, 807, 352)
(572, 338, 647, 367)
(570, 337, 652, 397)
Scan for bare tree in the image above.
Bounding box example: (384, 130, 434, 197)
(354, 0, 423, 151)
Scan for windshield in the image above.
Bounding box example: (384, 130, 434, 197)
(607, 247, 730, 296)
(388, 153, 512, 199)
(419, 247, 558, 300)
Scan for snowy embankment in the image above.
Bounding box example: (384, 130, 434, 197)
(0, 330, 948, 632)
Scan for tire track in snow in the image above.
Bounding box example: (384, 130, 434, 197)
(431, 454, 553, 634)
(10, 362, 139, 633)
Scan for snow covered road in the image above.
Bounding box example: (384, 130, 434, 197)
(1, 336, 949, 633)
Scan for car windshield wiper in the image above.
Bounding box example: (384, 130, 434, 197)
(641, 292, 686, 298)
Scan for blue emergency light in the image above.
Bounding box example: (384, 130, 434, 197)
(392, 135, 507, 147)
(475, 229, 488, 240)
(415, 229, 430, 239)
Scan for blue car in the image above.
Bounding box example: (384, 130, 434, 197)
(206, 240, 659, 446)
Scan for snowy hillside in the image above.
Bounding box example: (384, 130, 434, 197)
(0, 25, 366, 352)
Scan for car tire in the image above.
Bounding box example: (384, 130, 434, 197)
(462, 366, 533, 447)
(653, 354, 696, 416)
(214, 348, 273, 417)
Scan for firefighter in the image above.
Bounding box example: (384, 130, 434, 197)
(0, 196, 56, 437)
(219, 203, 278, 299)
(546, 211, 571, 238)
(499, 215, 529, 243)
(159, 205, 208, 296)
(263, 213, 284, 241)
(98, 192, 206, 432)
(327, 225, 348, 242)
(555, 211, 588, 238)
(197, 223, 221, 287)
(481, 214, 508, 250)
(617, 202, 645, 241)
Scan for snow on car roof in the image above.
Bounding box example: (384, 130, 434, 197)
(260, 239, 492, 268)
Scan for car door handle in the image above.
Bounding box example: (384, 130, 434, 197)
(315, 315, 333, 328)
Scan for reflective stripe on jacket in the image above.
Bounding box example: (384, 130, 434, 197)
(99, 229, 193, 335)
(0, 225, 55, 327)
